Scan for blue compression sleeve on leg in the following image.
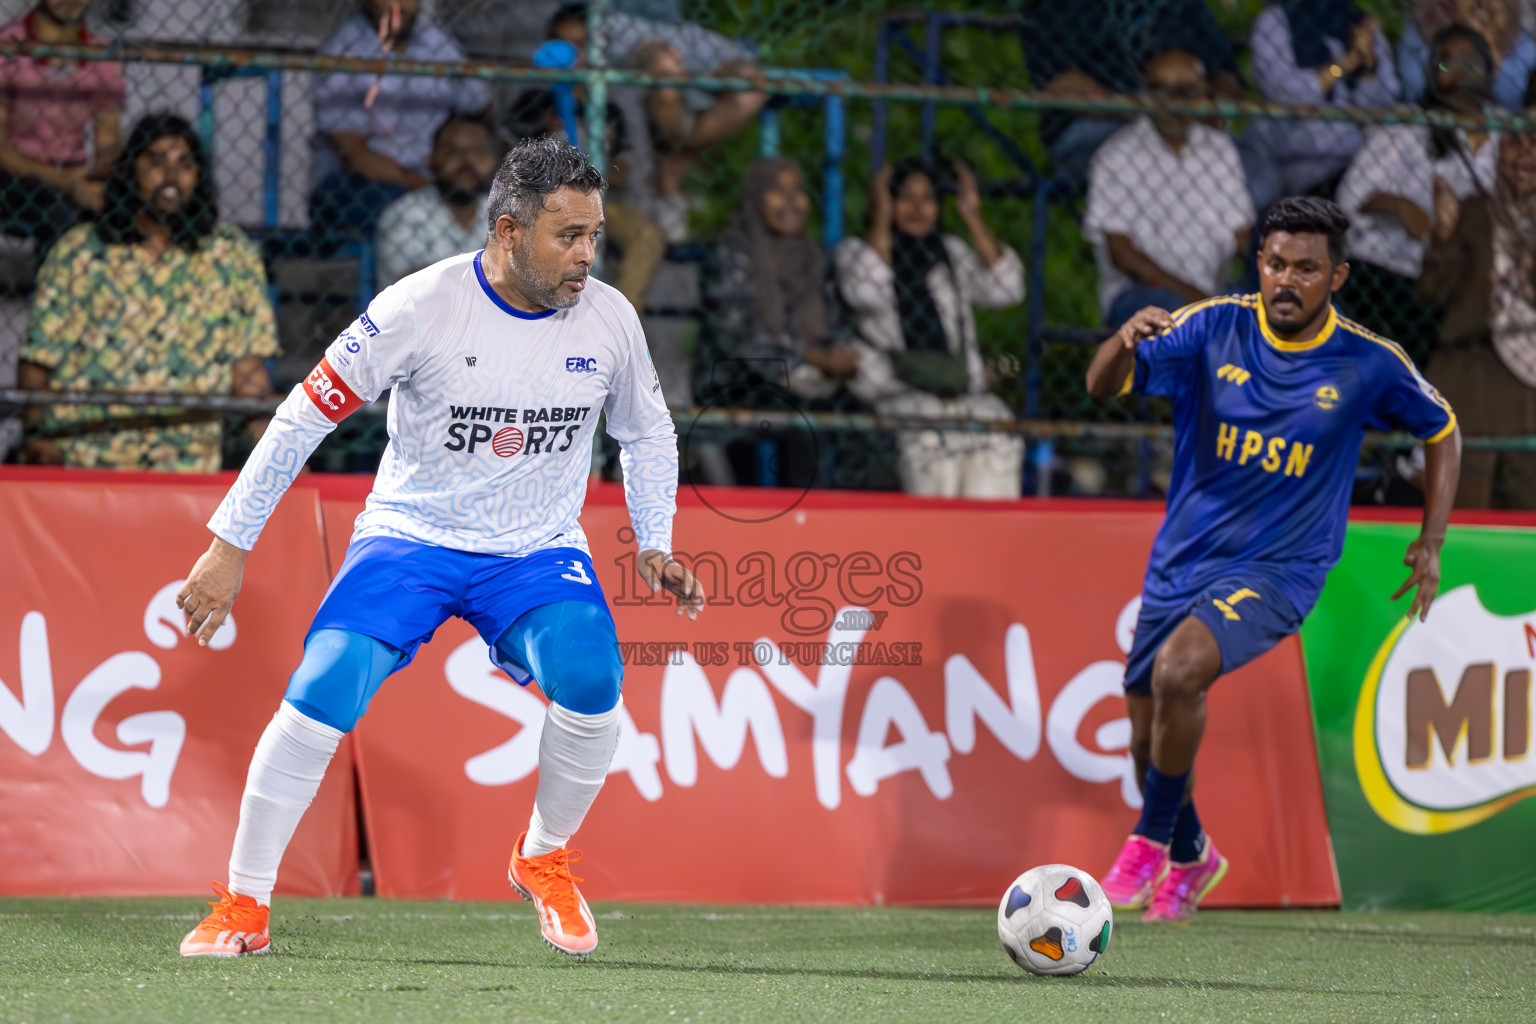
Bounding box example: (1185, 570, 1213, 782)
(283, 628, 402, 733)
(495, 601, 623, 715)
(1134, 765, 1189, 846)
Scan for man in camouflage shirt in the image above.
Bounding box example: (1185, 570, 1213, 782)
(19, 114, 279, 472)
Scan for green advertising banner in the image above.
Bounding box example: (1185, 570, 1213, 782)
(1301, 522, 1536, 909)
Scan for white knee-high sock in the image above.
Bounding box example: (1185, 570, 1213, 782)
(228, 702, 343, 905)
(522, 701, 623, 857)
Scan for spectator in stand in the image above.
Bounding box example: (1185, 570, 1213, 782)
(1336, 26, 1500, 363)
(1250, 0, 1400, 199)
(1416, 123, 1536, 507)
(1017, 0, 1243, 190)
(547, 3, 766, 241)
(17, 115, 279, 472)
(627, 41, 766, 242)
(835, 158, 1025, 500)
(697, 157, 854, 404)
(511, 14, 666, 310)
(375, 115, 504, 290)
(311, 0, 490, 240)
(0, 0, 124, 256)
(1085, 49, 1254, 328)
(696, 157, 856, 487)
(592, 0, 757, 72)
(1399, 0, 1535, 110)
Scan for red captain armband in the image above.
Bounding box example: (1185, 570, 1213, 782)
(304, 357, 362, 423)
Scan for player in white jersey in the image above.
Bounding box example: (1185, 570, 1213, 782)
(175, 138, 704, 959)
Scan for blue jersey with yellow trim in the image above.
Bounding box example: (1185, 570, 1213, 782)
(1129, 294, 1455, 613)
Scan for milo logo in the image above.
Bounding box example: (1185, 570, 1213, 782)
(1355, 586, 1536, 834)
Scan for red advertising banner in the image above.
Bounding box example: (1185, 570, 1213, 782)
(0, 477, 358, 897)
(325, 485, 1340, 907)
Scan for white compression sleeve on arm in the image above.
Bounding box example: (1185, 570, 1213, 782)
(227, 702, 343, 904)
(617, 424, 678, 555)
(522, 701, 624, 857)
(208, 385, 340, 550)
(604, 315, 679, 556)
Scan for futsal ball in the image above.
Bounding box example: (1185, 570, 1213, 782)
(997, 864, 1113, 976)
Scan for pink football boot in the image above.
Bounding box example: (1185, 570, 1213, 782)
(1100, 834, 1170, 910)
(1143, 837, 1229, 923)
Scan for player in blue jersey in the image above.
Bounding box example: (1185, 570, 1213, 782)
(1084, 197, 1462, 922)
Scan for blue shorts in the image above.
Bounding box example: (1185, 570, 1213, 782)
(1123, 571, 1304, 695)
(309, 536, 614, 684)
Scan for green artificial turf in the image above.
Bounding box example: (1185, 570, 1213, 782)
(1, 899, 1533, 1023)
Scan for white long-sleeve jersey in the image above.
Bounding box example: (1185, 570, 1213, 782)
(209, 250, 677, 558)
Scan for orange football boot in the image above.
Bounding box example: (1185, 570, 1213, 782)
(508, 831, 598, 957)
(178, 882, 271, 957)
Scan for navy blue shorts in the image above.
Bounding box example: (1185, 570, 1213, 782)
(1123, 572, 1304, 695)
(309, 536, 614, 684)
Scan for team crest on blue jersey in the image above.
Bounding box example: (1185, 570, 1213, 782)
(566, 356, 597, 373)
(1314, 385, 1339, 410)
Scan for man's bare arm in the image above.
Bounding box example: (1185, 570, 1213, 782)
(1392, 426, 1462, 622)
(1085, 306, 1176, 400)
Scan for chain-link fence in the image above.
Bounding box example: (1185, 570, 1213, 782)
(4, 0, 1536, 504)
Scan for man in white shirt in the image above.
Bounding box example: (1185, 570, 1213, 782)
(174, 138, 704, 961)
(309, 0, 490, 237)
(1085, 50, 1254, 327)
(1334, 25, 1501, 361)
(375, 116, 505, 290)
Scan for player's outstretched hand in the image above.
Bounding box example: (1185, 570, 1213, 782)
(639, 549, 706, 621)
(1391, 535, 1443, 623)
(177, 537, 249, 646)
(1120, 307, 1175, 348)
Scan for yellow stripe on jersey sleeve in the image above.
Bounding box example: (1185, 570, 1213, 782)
(1339, 316, 1419, 373)
(1170, 294, 1258, 328)
(1422, 414, 1458, 444)
(1341, 318, 1459, 429)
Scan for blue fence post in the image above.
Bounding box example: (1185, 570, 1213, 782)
(197, 69, 216, 161)
(1033, 439, 1055, 498)
(584, 0, 609, 176)
(756, 439, 778, 487)
(920, 13, 943, 162)
(264, 71, 282, 228)
(759, 107, 780, 157)
(357, 242, 376, 311)
(872, 21, 892, 174)
(822, 84, 845, 249)
(1026, 178, 1051, 420)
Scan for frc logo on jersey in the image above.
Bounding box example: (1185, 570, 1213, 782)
(304, 357, 360, 423)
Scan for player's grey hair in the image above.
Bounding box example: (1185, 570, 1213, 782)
(486, 137, 607, 234)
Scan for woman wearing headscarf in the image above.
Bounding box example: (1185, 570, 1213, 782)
(1249, 0, 1400, 198)
(697, 156, 855, 403)
(1399, 0, 1535, 109)
(834, 158, 1026, 500)
(695, 157, 859, 486)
